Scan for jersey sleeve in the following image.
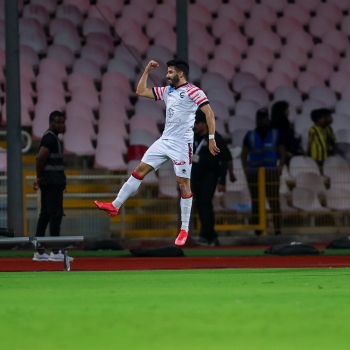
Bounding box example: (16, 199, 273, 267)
(187, 86, 209, 107)
(152, 86, 167, 101)
(41, 134, 57, 153)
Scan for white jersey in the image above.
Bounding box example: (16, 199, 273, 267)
(153, 82, 209, 142)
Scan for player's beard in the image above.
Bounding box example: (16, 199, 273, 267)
(169, 74, 179, 87)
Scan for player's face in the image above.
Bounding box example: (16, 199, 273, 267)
(51, 116, 66, 134)
(166, 66, 180, 87)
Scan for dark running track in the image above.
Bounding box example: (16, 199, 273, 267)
(1, 255, 350, 271)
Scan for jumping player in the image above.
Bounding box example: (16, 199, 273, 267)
(94, 59, 219, 246)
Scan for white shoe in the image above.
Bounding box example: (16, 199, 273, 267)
(49, 252, 74, 262)
(33, 252, 49, 261)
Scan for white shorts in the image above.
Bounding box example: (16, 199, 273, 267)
(141, 138, 193, 179)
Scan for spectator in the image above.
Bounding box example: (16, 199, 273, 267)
(271, 101, 304, 165)
(241, 108, 286, 236)
(32, 111, 73, 262)
(191, 109, 236, 246)
(320, 108, 337, 156)
(308, 109, 329, 167)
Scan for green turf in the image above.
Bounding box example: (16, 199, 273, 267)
(1, 248, 350, 258)
(1, 269, 350, 350)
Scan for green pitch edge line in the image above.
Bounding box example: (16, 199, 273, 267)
(1, 249, 350, 258)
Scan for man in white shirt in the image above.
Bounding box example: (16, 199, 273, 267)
(95, 59, 219, 246)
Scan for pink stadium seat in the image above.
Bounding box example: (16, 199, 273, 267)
(228, 115, 255, 134)
(212, 18, 238, 39)
(231, 128, 250, 147)
(265, 72, 293, 94)
(241, 86, 269, 108)
(188, 4, 212, 26)
(340, 85, 350, 101)
(67, 72, 96, 92)
(286, 31, 314, 53)
(115, 44, 142, 69)
(99, 99, 129, 125)
(272, 58, 299, 81)
(250, 3, 277, 25)
(134, 98, 165, 124)
(196, 0, 221, 13)
(217, 4, 245, 25)
(152, 4, 176, 27)
(49, 18, 77, 37)
(331, 113, 350, 132)
(295, 172, 327, 196)
(244, 18, 270, 39)
(335, 100, 350, 114)
(283, 4, 310, 26)
(328, 0, 349, 11)
(297, 72, 324, 94)
(206, 58, 235, 82)
(330, 71, 350, 94)
(280, 44, 308, 67)
(1, 93, 34, 127)
(121, 4, 149, 26)
(129, 0, 157, 13)
(276, 17, 304, 38)
(101, 71, 132, 94)
(232, 72, 260, 93)
(94, 144, 126, 171)
(300, 100, 326, 116)
(189, 32, 215, 57)
(292, 187, 330, 212)
(253, 30, 281, 54)
(323, 30, 348, 53)
(323, 155, 350, 176)
(235, 100, 260, 120)
(53, 30, 81, 54)
(289, 155, 323, 178)
(206, 87, 235, 110)
(200, 72, 230, 92)
(98, 114, 128, 140)
(55, 4, 84, 27)
(188, 45, 208, 69)
(22, 4, 50, 27)
(129, 129, 157, 147)
(73, 58, 101, 82)
(158, 161, 178, 199)
(86, 32, 114, 55)
(88, 5, 115, 26)
(312, 43, 340, 66)
(306, 58, 333, 81)
(100, 87, 133, 110)
(19, 30, 47, 55)
(36, 87, 66, 110)
(335, 128, 350, 142)
(39, 58, 67, 82)
(213, 44, 241, 68)
(96, 128, 127, 153)
(35, 73, 65, 93)
(189, 60, 202, 83)
(261, 0, 287, 12)
(120, 30, 149, 55)
(71, 87, 99, 111)
(146, 18, 173, 40)
(294, 0, 321, 11)
(129, 114, 160, 137)
(240, 58, 267, 82)
(326, 188, 350, 211)
(115, 17, 141, 37)
(20, 60, 35, 82)
(66, 101, 95, 124)
(221, 31, 248, 53)
(227, 0, 255, 13)
(31, 0, 57, 14)
(246, 45, 274, 68)
(309, 17, 335, 39)
(19, 45, 38, 70)
(19, 18, 45, 37)
(341, 16, 350, 37)
(308, 86, 337, 109)
(209, 100, 230, 122)
(81, 44, 109, 69)
(96, 0, 124, 15)
(315, 2, 343, 24)
(62, 0, 90, 15)
(82, 17, 110, 36)
(215, 119, 230, 139)
(145, 45, 173, 67)
(47, 44, 74, 69)
(273, 86, 302, 109)
(0, 48, 5, 69)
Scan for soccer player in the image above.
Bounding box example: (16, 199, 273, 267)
(94, 59, 219, 246)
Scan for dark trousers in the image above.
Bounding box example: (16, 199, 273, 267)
(191, 173, 218, 243)
(247, 170, 281, 232)
(35, 184, 65, 237)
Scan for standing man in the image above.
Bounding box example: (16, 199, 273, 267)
(95, 59, 219, 246)
(192, 109, 236, 246)
(32, 111, 72, 262)
(241, 108, 286, 236)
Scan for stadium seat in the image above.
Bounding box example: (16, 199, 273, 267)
(82, 17, 110, 36)
(212, 18, 238, 40)
(297, 72, 325, 94)
(19, 18, 45, 38)
(280, 44, 308, 67)
(228, 115, 255, 134)
(22, 4, 50, 27)
(129, 129, 157, 147)
(309, 17, 335, 39)
(56, 4, 84, 27)
(189, 60, 202, 83)
(335, 128, 350, 143)
(232, 72, 260, 93)
(19, 30, 47, 55)
(53, 30, 81, 54)
(188, 4, 212, 26)
(250, 3, 277, 25)
(49, 18, 77, 37)
(244, 18, 270, 39)
(283, 4, 310, 26)
(300, 100, 326, 117)
(335, 100, 350, 115)
(66, 101, 96, 124)
(101, 71, 133, 94)
(341, 85, 350, 102)
(273, 86, 302, 109)
(312, 43, 340, 66)
(331, 113, 350, 132)
(152, 4, 176, 27)
(326, 188, 350, 211)
(200, 72, 229, 93)
(323, 30, 348, 53)
(341, 16, 350, 37)
(253, 30, 281, 53)
(94, 144, 126, 170)
(129, 114, 160, 137)
(330, 72, 350, 94)
(189, 44, 209, 70)
(217, 3, 245, 25)
(67, 72, 96, 92)
(146, 18, 173, 40)
(294, 0, 321, 11)
(73, 58, 102, 83)
(315, 2, 343, 24)
(35, 73, 65, 93)
(213, 44, 241, 69)
(289, 156, 323, 179)
(234, 100, 260, 120)
(20, 45, 39, 70)
(261, 0, 287, 12)
(20, 60, 35, 83)
(196, 0, 221, 13)
(210, 100, 230, 122)
(286, 31, 314, 53)
(100, 87, 133, 111)
(231, 129, 249, 148)
(276, 17, 304, 38)
(240, 86, 269, 108)
(47, 44, 74, 69)
(129, 0, 157, 14)
(115, 44, 143, 69)
(272, 58, 299, 81)
(85, 32, 114, 55)
(108, 58, 137, 82)
(220, 32, 248, 53)
(240, 58, 267, 82)
(31, 0, 57, 14)
(207, 58, 235, 82)
(306, 58, 333, 81)
(96, 0, 124, 16)
(246, 45, 274, 68)
(265, 72, 293, 94)
(98, 116, 128, 142)
(39, 58, 67, 83)
(121, 4, 149, 26)
(292, 187, 330, 212)
(134, 99, 165, 124)
(62, 0, 90, 15)
(70, 87, 100, 111)
(308, 86, 337, 109)
(295, 172, 327, 196)
(99, 99, 129, 125)
(338, 57, 350, 76)
(88, 4, 115, 26)
(81, 44, 109, 69)
(36, 87, 66, 110)
(206, 87, 235, 110)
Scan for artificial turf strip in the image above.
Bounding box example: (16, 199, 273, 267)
(1, 269, 350, 350)
(2, 248, 350, 258)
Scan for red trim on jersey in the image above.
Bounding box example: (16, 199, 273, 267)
(132, 171, 144, 180)
(175, 82, 189, 89)
(196, 97, 208, 105)
(181, 192, 193, 199)
(188, 88, 201, 96)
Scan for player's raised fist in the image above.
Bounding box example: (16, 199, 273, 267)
(145, 60, 159, 72)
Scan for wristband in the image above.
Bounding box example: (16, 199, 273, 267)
(208, 134, 215, 139)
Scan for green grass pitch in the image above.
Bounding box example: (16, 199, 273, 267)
(1, 269, 350, 350)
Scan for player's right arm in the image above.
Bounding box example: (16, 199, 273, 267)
(136, 60, 159, 99)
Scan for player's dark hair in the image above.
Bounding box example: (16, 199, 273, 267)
(256, 108, 269, 120)
(167, 59, 189, 79)
(49, 110, 64, 122)
(319, 108, 332, 117)
(310, 109, 323, 123)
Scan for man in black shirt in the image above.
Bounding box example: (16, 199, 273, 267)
(191, 109, 236, 246)
(32, 111, 73, 262)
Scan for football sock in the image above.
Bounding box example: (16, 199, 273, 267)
(112, 172, 143, 209)
(180, 193, 193, 232)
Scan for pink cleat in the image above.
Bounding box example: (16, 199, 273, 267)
(94, 201, 119, 217)
(175, 229, 188, 246)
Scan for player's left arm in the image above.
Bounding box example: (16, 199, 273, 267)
(200, 103, 220, 156)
